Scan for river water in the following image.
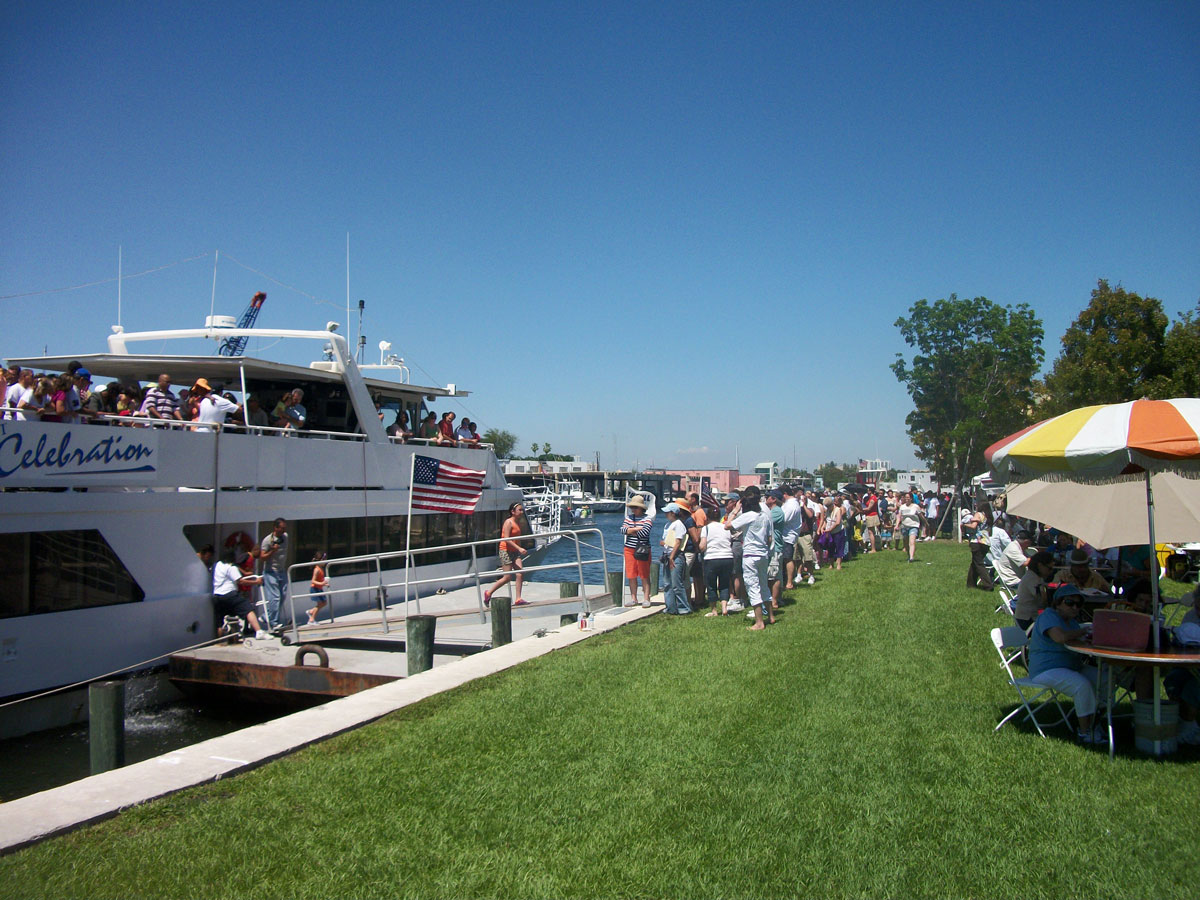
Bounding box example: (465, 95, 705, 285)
(0, 695, 277, 802)
(530, 510, 667, 584)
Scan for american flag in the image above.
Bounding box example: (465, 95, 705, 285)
(411, 455, 485, 514)
(700, 477, 720, 514)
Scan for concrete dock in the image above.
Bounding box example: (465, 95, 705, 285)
(0, 590, 660, 854)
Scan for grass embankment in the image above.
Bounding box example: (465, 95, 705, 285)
(3, 543, 1199, 899)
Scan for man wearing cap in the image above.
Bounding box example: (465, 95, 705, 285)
(1053, 548, 1111, 592)
(660, 503, 692, 615)
(140, 373, 182, 422)
(620, 494, 654, 608)
(672, 497, 703, 608)
(69, 368, 98, 422)
(1014, 550, 1057, 631)
(995, 529, 1034, 591)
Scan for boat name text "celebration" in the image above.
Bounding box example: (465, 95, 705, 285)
(0, 428, 157, 478)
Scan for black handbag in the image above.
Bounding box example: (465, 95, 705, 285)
(633, 542, 651, 561)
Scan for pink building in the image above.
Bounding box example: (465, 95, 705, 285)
(642, 468, 761, 496)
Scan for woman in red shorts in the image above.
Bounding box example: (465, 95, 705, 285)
(621, 494, 654, 607)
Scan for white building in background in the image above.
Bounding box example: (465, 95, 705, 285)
(754, 461, 780, 487)
(504, 457, 597, 476)
(887, 469, 939, 494)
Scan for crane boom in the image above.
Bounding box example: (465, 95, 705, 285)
(217, 291, 267, 356)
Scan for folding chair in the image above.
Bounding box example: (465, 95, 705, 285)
(990, 626, 1071, 737)
(992, 576, 1016, 618)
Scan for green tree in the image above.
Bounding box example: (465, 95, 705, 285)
(482, 428, 517, 458)
(529, 443, 538, 457)
(892, 295, 1043, 484)
(541, 442, 551, 455)
(816, 461, 857, 486)
(1162, 301, 1200, 397)
(1039, 280, 1170, 415)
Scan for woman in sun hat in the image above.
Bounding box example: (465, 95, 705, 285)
(620, 494, 654, 608)
(1028, 585, 1104, 745)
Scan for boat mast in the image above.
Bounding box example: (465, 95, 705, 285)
(209, 249, 219, 324)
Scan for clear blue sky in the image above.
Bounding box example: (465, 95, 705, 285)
(3, 1, 1197, 472)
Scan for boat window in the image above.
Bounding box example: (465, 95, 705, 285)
(184, 510, 510, 585)
(0, 530, 145, 619)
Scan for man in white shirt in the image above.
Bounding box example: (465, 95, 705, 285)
(988, 521, 1012, 566)
(191, 378, 241, 432)
(3, 369, 33, 420)
(924, 492, 940, 540)
(780, 485, 802, 589)
(995, 529, 1034, 590)
(210, 547, 267, 639)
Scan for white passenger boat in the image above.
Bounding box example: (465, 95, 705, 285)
(0, 319, 523, 723)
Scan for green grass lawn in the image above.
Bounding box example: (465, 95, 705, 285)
(3, 543, 1199, 899)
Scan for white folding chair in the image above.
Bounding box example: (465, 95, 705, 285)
(990, 626, 1071, 737)
(993, 577, 1017, 618)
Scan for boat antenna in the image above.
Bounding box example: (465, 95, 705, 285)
(117, 245, 122, 327)
(209, 249, 219, 324)
(356, 299, 366, 364)
(345, 232, 351, 337)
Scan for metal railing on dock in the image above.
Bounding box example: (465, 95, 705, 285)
(283, 527, 608, 644)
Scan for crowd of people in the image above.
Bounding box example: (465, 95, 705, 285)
(617, 483, 959, 632)
(0, 362, 307, 433)
(385, 409, 481, 447)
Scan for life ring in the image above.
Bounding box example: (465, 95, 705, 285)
(224, 531, 256, 556)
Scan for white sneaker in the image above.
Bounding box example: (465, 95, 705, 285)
(726, 600, 745, 612)
(746, 610, 756, 618)
(807, 575, 816, 585)
(813, 562, 821, 570)
(254, 630, 269, 640)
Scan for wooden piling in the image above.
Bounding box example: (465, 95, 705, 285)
(560, 613, 579, 627)
(490, 596, 512, 647)
(559, 582, 580, 598)
(406, 615, 436, 676)
(606, 571, 625, 606)
(649, 561, 659, 597)
(89, 680, 125, 775)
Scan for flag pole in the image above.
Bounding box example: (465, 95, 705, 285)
(405, 452, 416, 613)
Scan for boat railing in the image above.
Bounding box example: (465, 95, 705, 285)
(0, 419, 501, 492)
(283, 526, 607, 644)
(91, 413, 369, 441)
(81, 414, 493, 449)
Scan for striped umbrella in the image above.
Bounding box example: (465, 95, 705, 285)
(985, 398, 1200, 482)
(986, 398, 1200, 651)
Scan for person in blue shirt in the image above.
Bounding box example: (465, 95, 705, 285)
(1029, 584, 1104, 745)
